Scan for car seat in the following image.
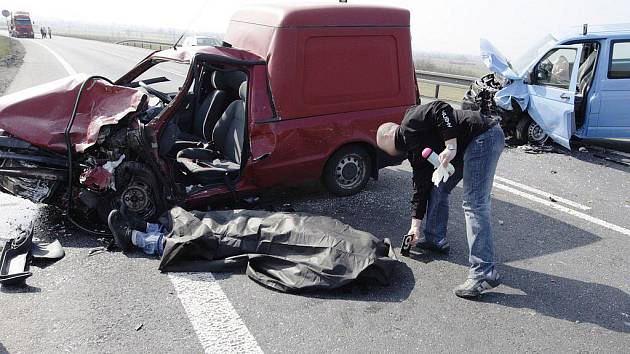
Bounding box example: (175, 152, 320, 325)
(577, 49, 597, 96)
(178, 70, 247, 143)
(176, 81, 247, 184)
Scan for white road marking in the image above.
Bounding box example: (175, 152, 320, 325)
(495, 176, 591, 210)
(493, 182, 630, 237)
(30, 40, 77, 76)
(168, 273, 263, 354)
(35, 37, 258, 352)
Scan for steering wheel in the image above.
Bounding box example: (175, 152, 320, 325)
(139, 81, 172, 104)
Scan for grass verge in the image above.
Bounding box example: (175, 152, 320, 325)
(0, 36, 11, 60)
(417, 81, 468, 103)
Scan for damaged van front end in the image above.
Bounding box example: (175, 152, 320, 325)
(465, 30, 630, 150)
(463, 36, 561, 147)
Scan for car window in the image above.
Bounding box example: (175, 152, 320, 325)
(534, 48, 577, 89)
(608, 41, 630, 79)
(511, 34, 558, 76)
(136, 62, 189, 94)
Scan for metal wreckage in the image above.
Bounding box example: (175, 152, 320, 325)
(0, 4, 411, 290)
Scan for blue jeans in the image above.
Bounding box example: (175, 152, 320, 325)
(423, 125, 504, 279)
(132, 223, 165, 256)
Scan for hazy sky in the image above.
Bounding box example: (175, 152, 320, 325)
(2, 0, 628, 58)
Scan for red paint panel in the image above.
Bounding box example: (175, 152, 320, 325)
(79, 166, 112, 191)
(302, 35, 401, 104)
(249, 65, 275, 123)
(0, 75, 146, 153)
(146, 46, 263, 65)
(248, 106, 408, 188)
(226, 6, 415, 121)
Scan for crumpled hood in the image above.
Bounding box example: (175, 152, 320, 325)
(480, 39, 521, 80)
(0, 74, 146, 154)
(480, 39, 529, 111)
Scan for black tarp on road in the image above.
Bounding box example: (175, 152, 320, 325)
(158, 207, 399, 292)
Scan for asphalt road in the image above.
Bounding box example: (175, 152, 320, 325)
(0, 35, 629, 353)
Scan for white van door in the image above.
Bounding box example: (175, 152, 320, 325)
(526, 45, 583, 149)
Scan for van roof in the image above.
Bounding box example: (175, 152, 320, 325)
(230, 4, 410, 28)
(150, 45, 263, 64)
(558, 23, 630, 42)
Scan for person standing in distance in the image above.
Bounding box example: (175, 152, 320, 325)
(376, 100, 504, 298)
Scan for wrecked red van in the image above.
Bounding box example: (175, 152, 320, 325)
(0, 4, 416, 226)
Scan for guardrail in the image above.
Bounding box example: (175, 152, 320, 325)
(116, 39, 176, 51)
(415, 70, 477, 99)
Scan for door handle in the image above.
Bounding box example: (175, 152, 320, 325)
(560, 93, 571, 100)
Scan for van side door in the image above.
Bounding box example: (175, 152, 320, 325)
(526, 45, 583, 149)
(591, 40, 630, 142)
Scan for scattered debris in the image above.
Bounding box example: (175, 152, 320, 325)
(518, 145, 555, 154)
(549, 196, 558, 203)
(498, 220, 504, 225)
(578, 146, 588, 153)
(593, 154, 630, 167)
(1, 223, 65, 287)
(242, 196, 260, 204)
(550, 170, 558, 174)
(0, 224, 34, 286)
(184, 184, 204, 194)
(135, 324, 143, 331)
(87, 247, 107, 257)
(31, 239, 65, 259)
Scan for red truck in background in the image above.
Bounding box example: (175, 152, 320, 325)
(9, 11, 34, 38)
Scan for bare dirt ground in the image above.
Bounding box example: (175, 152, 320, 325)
(0, 37, 25, 95)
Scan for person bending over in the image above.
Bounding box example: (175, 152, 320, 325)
(376, 100, 504, 298)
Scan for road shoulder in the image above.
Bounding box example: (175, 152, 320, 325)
(0, 36, 25, 95)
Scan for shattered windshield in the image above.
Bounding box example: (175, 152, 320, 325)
(136, 61, 189, 93)
(510, 34, 558, 76)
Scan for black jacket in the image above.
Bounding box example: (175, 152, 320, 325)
(395, 100, 497, 219)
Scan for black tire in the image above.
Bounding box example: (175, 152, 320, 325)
(113, 162, 165, 221)
(515, 116, 549, 145)
(322, 146, 372, 196)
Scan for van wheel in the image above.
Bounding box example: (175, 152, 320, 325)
(515, 116, 548, 145)
(323, 146, 372, 196)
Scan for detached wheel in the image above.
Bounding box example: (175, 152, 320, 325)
(323, 146, 372, 196)
(515, 116, 549, 145)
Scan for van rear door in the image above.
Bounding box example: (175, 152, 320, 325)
(526, 45, 583, 149)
